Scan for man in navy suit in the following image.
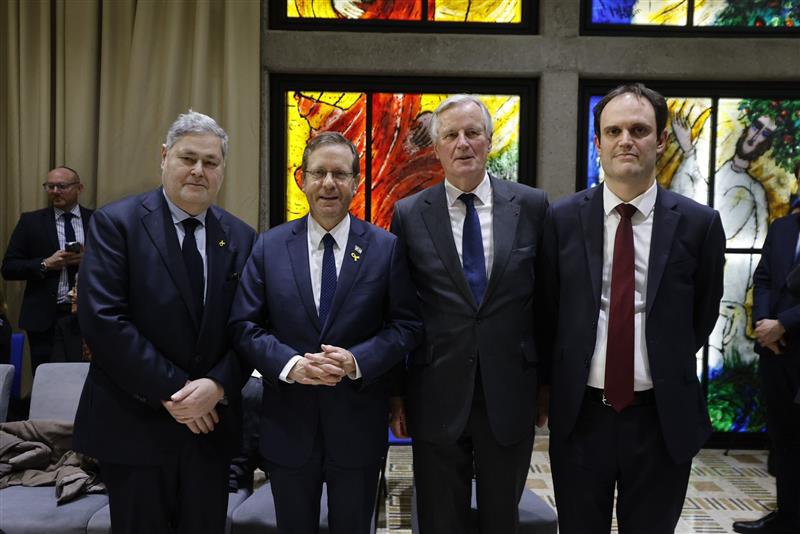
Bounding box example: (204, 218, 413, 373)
(542, 84, 725, 533)
(733, 207, 800, 533)
(390, 95, 550, 533)
(73, 111, 256, 534)
(229, 132, 422, 534)
(2, 166, 92, 372)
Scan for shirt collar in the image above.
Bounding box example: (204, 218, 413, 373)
(308, 213, 350, 250)
(54, 204, 82, 219)
(444, 172, 492, 208)
(603, 180, 657, 218)
(162, 188, 207, 226)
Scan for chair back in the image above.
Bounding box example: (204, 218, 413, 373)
(9, 332, 24, 398)
(0, 363, 14, 422)
(28, 362, 90, 422)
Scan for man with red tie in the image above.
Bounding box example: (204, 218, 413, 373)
(541, 83, 725, 533)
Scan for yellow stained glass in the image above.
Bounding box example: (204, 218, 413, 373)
(431, 0, 521, 23)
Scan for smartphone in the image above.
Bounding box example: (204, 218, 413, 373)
(64, 241, 81, 253)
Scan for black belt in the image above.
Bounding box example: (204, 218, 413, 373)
(585, 386, 655, 407)
(56, 303, 72, 313)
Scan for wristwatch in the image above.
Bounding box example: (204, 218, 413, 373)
(40, 260, 47, 273)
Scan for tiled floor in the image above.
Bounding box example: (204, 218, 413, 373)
(378, 436, 776, 533)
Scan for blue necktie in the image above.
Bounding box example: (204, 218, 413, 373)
(459, 193, 487, 306)
(181, 218, 204, 320)
(319, 233, 337, 324)
(62, 213, 78, 288)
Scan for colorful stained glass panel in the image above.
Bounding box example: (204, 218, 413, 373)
(286, 0, 522, 23)
(590, 0, 688, 26)
(695, 0, 800, 27)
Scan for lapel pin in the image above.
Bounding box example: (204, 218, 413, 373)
(351, 252, 360, 262)
(354, 245, 362, 254)
(218, 240, 226, 247)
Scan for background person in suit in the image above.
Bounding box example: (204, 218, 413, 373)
(734, 208, 800, 533)
(73, 111, 256, 534)
(389, 94, 550, 533)
(542, 83, 725, 534)
(1, 166, 91, 373)
(229, 132, 422, 534)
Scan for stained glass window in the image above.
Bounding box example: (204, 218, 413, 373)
(278, 83, 528, 230)
(286, 0, 522, 22)
(585, 0, 800, 31)
(581, 85, 800, 436)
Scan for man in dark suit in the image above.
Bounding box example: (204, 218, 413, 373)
(73, 111, 256, 534)
(2, 166, 92, 372)
(542, 83, 725, 534)
(733, 210, 800, 533)
(389, 95, 550, 533)
(229, 132, 422, 534)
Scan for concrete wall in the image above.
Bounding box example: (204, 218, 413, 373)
(261, 1, 800, 227)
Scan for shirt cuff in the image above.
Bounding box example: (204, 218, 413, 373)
(279, 355, 303, 383)
(348, 352, 362, 380)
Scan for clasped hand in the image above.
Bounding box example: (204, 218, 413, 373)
(287, 344, 356, 386)
(162, 378, 225, 434)
(754, 319, 786, 354)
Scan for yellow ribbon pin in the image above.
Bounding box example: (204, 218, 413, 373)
(219, 240, 226, 247)
(351, 252, 360, 262)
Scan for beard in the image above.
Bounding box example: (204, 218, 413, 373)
(735, 129, 773, 162)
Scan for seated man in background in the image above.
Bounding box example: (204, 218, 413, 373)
(229, 132, 423, 534)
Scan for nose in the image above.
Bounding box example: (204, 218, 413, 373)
(190, 160, 204, 176)
(321, 172, 336, 187)
(619, 129, 633, 146)
(455, 131, 470, 148)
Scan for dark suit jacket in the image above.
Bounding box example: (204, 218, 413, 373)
(542, 184, 725, 464)
(2, 206, 93, 332)
(229, 214, 423, 469)
(390, 177, 550, 447)
(73, 188, 256, 465)
(753, 213, 800, 356)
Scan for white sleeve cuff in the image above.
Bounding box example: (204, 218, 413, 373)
(279, 355, 303, 383)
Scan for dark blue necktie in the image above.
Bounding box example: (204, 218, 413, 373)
(181, 218, 204, 320)
(459, 193, 487, 306)
(319, 233, 337, 324)
(62, 212, 78, 288)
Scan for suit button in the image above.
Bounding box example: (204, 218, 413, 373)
(476, 318, 482, 325)
(468, 357, 475, 365)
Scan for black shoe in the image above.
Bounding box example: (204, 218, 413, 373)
(733, 511, 786, 533)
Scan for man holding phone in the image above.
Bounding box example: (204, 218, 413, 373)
(2, 166, 92, 373)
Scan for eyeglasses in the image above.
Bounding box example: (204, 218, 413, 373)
(43, 182, 80, 192)
(304, 169, 355, 182)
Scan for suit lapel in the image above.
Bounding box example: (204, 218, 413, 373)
(287, 217, 321, 332)
(646, 186, 680, 314)
(323, 215, 369, 336)
(580, 185, 605, 310)
(199, 208, 235, 333)
(141, 190, 201, 329)
(420, 184, 476, 308)
(483, 178, 519, 306)
(45, 208, 59, 250)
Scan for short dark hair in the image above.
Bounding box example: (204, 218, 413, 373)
(593, 83, 668, 139)
(301, 132, 360, 178)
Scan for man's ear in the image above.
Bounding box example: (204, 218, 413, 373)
(656, 128, 668, 156)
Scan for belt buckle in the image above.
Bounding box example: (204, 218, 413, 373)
(601, 393, 612, 407)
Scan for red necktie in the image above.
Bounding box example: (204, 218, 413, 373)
(604, 203, 637, 412)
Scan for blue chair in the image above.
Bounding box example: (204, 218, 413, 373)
(9, 332, 24, 398)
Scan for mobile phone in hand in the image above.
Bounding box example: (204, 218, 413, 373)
(64, 241, 81, 253)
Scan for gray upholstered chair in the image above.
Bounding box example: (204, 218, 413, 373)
(0, 362, 109, 534)
(0, 363, 14, 422)
(410, 481, 558, 533)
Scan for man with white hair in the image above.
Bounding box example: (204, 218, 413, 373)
(73, 111, 256, 534)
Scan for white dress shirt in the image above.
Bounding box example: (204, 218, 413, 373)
(443, 172, 494, 278)
(587, 181, 657, 391)
(280, 214, 361, 383)
(163, 190, 208, 302)
(53, 205, 85, 303)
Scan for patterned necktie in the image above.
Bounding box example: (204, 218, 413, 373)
(459, 193, 487, 306)
(62, 213, 78, 288)
(319, 233, 337, 325)
(181, 218, 204, 320)
(604, 203, 637, 412)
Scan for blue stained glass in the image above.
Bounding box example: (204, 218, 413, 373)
(591, 0, 637, 24)
(586, 95, 602, 189)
